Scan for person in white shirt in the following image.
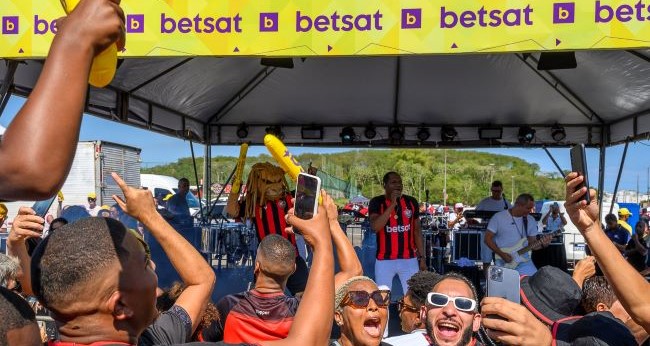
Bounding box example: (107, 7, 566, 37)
(485, 193, 540, 276)
(86, 192, 101, 216)
(475, 180, 511, 270)
(542, 202, 567, 232)
(447, 203, 466, 230)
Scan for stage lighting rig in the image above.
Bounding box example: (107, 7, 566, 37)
(416, 127, 430, 141)
(551, 125, 566, 142)
(340, 126, 356, 144)
(364, 124, 377, 140)
(518, 126, 536, 144)
(236, 123, 249, 138)
(440, 126, 458, 142)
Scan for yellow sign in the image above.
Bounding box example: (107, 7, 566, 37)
(1, 0, 649, 57)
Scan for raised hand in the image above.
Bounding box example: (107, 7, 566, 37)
(57, 0, 126, 54)
(8, 207, 44, 243)
(481, 297, 552, 346)
(564, 172, 600, 235)
(286, 190, 332, 248)
(111, 172, 156, 222)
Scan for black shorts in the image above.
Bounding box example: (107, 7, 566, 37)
(286, 256, 309, 295)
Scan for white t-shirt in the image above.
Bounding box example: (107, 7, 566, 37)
(545, 214, 564, 232)
(86, 205, 101, 217)
(476, 197, 511, 212)
(487, 210, 538, 248)
(448, 212, 465, 230)
(384, 330, 429, 346)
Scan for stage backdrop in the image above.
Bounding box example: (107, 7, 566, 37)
(1, 0, 650, 57)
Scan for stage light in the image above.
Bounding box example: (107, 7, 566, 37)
(551, 125, 566, 142)
(537, 52, 577, 70)
(389, 126, 404, 142)
(340, 126, 356, 144)
(265, 126, 284, 140)
(478, 127, 503, 140)
(364, 124, 377, 139)
(301, 126, 323, 140)
(440, 126, 458, 142)
(416, 127, 430, 141)
(518, 126, 536, 144)
(236, 123, 249, 138)
(260, 58, 294, 69)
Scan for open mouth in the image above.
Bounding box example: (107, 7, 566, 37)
(436, 320, 461, 339)
(363, 318, 382, 338)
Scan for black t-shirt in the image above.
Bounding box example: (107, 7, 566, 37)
(139, 305, 193, 346)
(626, 236, 649, 271)
(368, 194, 420, 260)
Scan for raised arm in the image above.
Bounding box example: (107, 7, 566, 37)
(112, 173, 215, 334)
(565, 172, 650, 333)
(264, 190, 335, 346)
(6, 207, 44, 296)
(322, 192, 362, 288)
(0, 0, 125, 201)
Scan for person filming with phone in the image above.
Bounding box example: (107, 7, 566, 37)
(369, 172, 427, 293)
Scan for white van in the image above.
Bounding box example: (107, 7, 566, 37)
(140, 174, 201, 216)
(538, 200, 619, 264)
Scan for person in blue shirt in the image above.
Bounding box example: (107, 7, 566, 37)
(604, 213, 630, 254)
(167, 178, 191, 217)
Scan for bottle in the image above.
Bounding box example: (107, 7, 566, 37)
(61, 0, 117, 87)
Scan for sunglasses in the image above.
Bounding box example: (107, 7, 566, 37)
(426, 292, 476, 312)
(341, 290, 391, 309)
(397, 298, 419, 312)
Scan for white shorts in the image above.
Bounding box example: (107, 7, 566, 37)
(374, 258, 419, 295)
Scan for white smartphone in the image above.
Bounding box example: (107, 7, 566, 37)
(487, 266, 520, 304)
(294, 173, 321, 220)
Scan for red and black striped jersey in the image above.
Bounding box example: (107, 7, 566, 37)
(368, 195, 420, 260)
(216, 290, 300, 344)
(253, 195, 296, 248)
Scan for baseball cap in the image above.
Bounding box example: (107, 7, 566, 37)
(520, 266, 582, 325)
(87, 192, 97, 199)
(454, 203, 464, 209)
(552, 311, 636, 346)
(618, 208, 632, 216)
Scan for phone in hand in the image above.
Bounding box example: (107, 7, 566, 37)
(570, 144, 590, 203)
(294, 173, 321, 220)
(32, 196, 57, 218)
(487, 266, 520, 304)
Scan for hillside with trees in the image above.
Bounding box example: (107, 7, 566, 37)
(142, 149, 565, 205)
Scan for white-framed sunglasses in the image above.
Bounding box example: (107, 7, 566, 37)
(426, 292, 476, 312)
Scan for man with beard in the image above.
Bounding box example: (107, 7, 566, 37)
(420, 273, 482, 346)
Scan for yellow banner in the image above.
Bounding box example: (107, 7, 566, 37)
(1, 0, 649, 57)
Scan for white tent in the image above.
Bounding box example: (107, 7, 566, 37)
(2, 50, 649, 147)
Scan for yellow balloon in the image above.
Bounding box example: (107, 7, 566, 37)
(264, 134, 303, 182)
(61, 0, 117, 87)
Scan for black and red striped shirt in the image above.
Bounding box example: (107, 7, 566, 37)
(369, 195, 419, 260)
(253, 195, 296, 248)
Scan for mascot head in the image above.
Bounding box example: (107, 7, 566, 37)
(244, 162, 290, 219)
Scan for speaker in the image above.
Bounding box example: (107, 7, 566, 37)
(453, 230, 482, 261)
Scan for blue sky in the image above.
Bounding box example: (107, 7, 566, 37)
(2, 96, 649, 193)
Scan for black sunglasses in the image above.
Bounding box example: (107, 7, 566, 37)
(341, 290, 391, 309)
(397, 298, 419, 312)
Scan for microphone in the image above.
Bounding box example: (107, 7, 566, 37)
(394, 192, 402, 215)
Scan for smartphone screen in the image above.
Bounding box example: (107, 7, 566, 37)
(294, 173, 320, 220)
(32, 196, 57, 218)
(570, 144, 590, 203)
(487, 266, 520, 304)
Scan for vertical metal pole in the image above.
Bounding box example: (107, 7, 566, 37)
(598, 128, 607, 217)
(203, 126, 212, 207)
(0, 60, 19, 117)
(609, 138, 630, 215)
(443, 149, 447, 206)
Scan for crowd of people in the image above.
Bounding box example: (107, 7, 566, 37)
(1, 0, 650, 345)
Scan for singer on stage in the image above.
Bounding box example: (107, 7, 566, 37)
(369, 171, 426, 293)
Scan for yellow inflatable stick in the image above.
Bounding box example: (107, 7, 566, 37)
(226, 143, 248, 218)
(61, 0, 118, 87)
(264, 134, 303, 182)
(57, 191, 65, 202)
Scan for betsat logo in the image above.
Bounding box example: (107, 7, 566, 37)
(401, 9, 421, 29)
(126, 14, 145, 33)
(385, 224, 411, 233)
(259, 13, 279, 32)
(553, 3, 575, 23)
(2, 16, 19, 35)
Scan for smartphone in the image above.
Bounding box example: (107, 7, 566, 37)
(32, 196, 57, 218)
(570, 144, 590, 203)
(294, 173, 321, 220)
(487, 266, 520, 304)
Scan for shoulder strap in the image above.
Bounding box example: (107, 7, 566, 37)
(522, 215, 528, 236)
(504, 198, 508, 209)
